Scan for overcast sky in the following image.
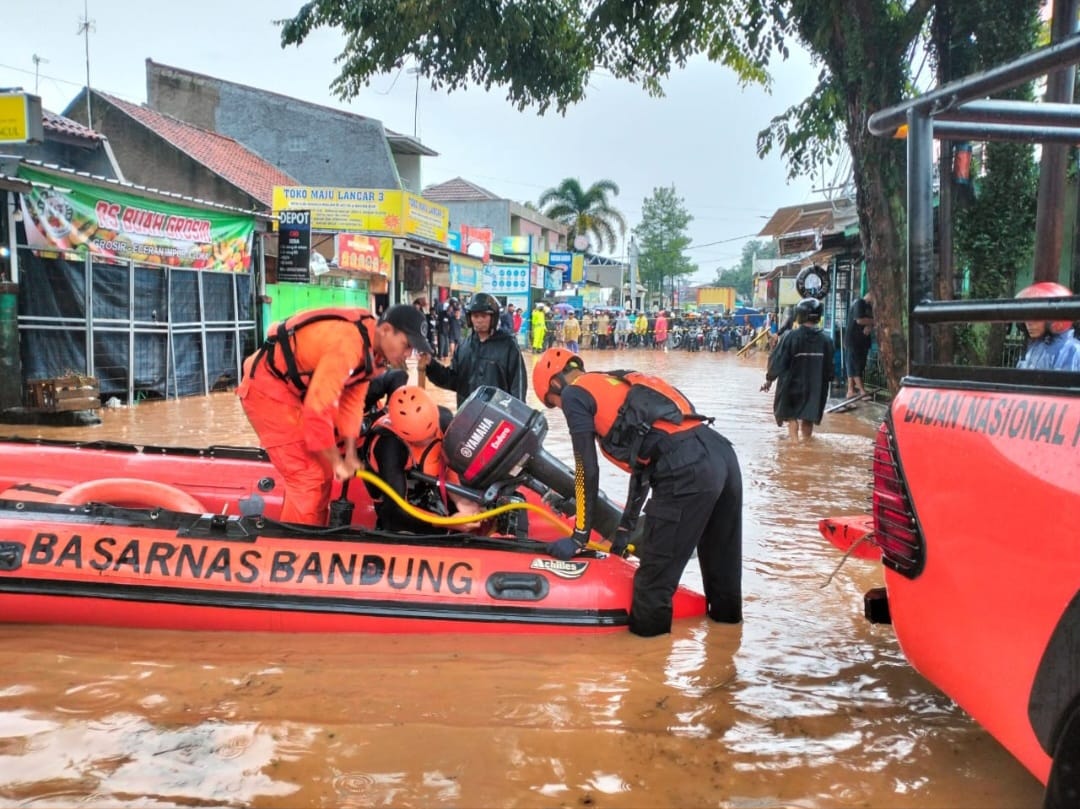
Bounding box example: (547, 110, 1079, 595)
(2, 0, 838, 283)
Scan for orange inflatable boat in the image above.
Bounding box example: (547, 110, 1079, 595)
(0, 436, 705, 634)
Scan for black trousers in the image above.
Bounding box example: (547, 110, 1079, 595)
(629, 428, 743, 637)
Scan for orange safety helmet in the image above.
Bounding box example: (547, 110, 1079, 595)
(1016, 281, 1074, 335)
(387, 385, 440, 444)
(532, 347, 585, 408)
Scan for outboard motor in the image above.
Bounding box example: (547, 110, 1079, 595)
(443, 386, 623, 539)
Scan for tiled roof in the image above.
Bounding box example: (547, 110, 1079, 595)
(98, 91, 296, 206)
(422, 176, 501, 202)
(42, 109, 104, 141)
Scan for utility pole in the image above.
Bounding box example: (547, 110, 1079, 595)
(77, 0, 95, 129)
(628, 236, 639, 311)
(406, 67, 421, 138)
(32, 54, 48, 94)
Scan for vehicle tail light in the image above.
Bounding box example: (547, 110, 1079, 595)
(872, 419, 925, 578)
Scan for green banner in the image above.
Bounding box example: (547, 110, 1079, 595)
(17, 166, 255, 272)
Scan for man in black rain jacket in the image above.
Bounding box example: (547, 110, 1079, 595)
(761, 297, 834, 441)
(420, 293, 527, 407)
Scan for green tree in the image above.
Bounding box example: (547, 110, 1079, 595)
(634, 186, 697, 307)
(278, 0, 1044, 389)
(944, 2, 1041, 365)
(714, 239, 778, 299)
(536, 178, 627, 254)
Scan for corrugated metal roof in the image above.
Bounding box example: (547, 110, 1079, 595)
(758, 201, 837, 238)
(98, 91, 297, 207)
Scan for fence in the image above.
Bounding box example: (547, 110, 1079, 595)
(16, 248, 257, 403)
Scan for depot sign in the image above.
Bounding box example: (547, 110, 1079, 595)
(0, 93, 44, 145)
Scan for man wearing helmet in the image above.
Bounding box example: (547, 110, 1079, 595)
(532, 347, 743, 636)
(420, 293, 527, 406)
(761, 297, 835, 441)
(1015, 282, 1080, 371)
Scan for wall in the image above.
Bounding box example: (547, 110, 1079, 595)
(13, 140, 118, 179)
(395, 153, 422, 192)
(66, 97, 257, 211)
(443, 200, 510, 240)
(265, 283, 370, 337)
(147, 63, 401, 190)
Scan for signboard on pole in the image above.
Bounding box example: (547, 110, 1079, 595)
(0, 93, 43, 145)
(277, 210, 311, 282)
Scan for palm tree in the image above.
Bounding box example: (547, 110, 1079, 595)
(538, 178, 627, 254)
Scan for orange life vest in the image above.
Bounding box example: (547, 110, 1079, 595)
(364, 414, 448, 479)
(246, 308, 377, 398)
(570, 370, 712, 472)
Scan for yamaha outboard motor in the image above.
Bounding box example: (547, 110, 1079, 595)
(442, 386, 623, 539)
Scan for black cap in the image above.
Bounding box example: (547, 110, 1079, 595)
(382, 304, 436, 354)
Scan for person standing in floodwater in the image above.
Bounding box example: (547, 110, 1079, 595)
(761, 298, 834, 441)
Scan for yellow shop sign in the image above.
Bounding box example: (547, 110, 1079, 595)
(273, 186, 448, 246)
(0, 93, 44, 145)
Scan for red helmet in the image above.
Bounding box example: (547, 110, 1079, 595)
(387, 385, 440, 444)
(532, 347, 584, 407)
(1016, 282, 1074, 335)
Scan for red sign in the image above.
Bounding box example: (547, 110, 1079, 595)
(336, 233, 392, 277)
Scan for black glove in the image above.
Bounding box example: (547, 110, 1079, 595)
(610, 528, 632, 558)
(547, 530, 589, 561)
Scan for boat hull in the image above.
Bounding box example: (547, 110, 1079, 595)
(0, 497, 706, 634)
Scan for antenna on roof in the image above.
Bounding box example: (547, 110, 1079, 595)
(32, 54, 48, 94)
(76, 0, 95, 129)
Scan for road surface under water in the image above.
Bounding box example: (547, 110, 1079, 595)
(0, 348, 1043, 808)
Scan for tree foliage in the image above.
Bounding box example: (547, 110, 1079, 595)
(537, 178, 627, 254)
(634, 185, 697, 304)
(278, 0, 1052, 389)
(278, 0, 781, 113)
(944, 0, 1041, 365)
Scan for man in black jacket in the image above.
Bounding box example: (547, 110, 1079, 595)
(420, 293, 527, 406)
(761, 298, 835, 441)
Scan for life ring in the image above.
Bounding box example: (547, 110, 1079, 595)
(795, 265, 830, 299)
(56, 478, 206, 513)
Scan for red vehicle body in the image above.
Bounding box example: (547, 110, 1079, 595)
(819, 34, 1080, 808)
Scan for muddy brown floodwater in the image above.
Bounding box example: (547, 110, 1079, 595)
(0, 348, 1044, 808)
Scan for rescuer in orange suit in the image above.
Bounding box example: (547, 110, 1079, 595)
(362, 385, 482, 533)
(237, 304, 435, 525)
(533, 347, 743, 636)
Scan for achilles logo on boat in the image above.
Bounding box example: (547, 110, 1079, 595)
(530, 558, 588, 579)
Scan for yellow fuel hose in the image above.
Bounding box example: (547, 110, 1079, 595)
(355, 469, 572, 536)
(353, 470, 632, 555)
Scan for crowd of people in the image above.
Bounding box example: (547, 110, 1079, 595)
(488, 304, 769, 354)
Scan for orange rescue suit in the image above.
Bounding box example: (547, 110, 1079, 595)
(236, 308, 383, 525)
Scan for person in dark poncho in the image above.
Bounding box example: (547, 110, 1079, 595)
(420, 293, 526, 407)
(760, 298, 835, 441)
